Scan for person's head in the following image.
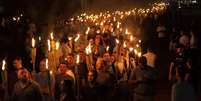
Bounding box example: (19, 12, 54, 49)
(13, 57, 23, 70)
(78, 51, 85, 63)
(89, 38, 94, 45)
(176, 44, 184, 54)
(66, 54, 74, 64)
(138, 56, 147, 67)
(147, 48, 154, 53)
(111, 53, 116, 63)
(17, 68, 30, 83)
(96, 58, 104, 70)
(39, 58, 47, 72)
(87, 70, 97, 82)
(95, 35, 102, 45)
(58, 63, 68, 75)
(103, 52, 110, 62)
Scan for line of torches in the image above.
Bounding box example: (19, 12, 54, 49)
(0, 2, 168, 99)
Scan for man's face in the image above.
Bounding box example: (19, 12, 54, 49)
(96, 59, 104, 70)
(67, 55, 74, 64)
(88, 72, 94, 81)
(95, 35, 101, 45)
(18, 69, 29, 82)
(13, 59, 22, 70)
(103, 53, 110, 62)
(39, 60, 46, 72)
(58, 64, 67, 74)
(176, 48, 184, 54)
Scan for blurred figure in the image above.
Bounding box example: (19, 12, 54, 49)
(60, 79, 76, 101)
(55, 63, 75, 101)
(143, 48, 157, 68)
(171, 68, 197, 101)
(179, 31, 190, 49)
(82, 70, 99, 101)
(169, 44, 190, 82)
(8, 57, 24, 96)
(95, 58, 114, 101)
(11, 68, 43, 101)
(130, 56, 156, 101)
(65, 53, 75, 71)
(102, 52, 114, 75)
(32, 58, 55, 101)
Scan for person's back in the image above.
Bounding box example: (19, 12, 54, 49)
(143, 48, 157, 68)
(171, 67, 196, 101)
(172, 80, 196, 101)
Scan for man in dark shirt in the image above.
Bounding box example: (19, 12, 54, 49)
(11, 68, 43, 101)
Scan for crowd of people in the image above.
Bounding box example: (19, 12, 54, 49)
(0, 1, 201, 101)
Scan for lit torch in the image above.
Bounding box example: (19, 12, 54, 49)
(55, 41, 60, 50)
(2, 60, 6, 71)
(48, 39, 51, 52)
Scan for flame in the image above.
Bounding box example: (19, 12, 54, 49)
(138, 40, 142, 43)
(2, 60, 6, 71)
(50, 32, 54, 40)
(76, 55, 80, 64)
(117, 22, 121, 29)
(129, 47, 134, 52)
(56, 41, 60, 50)
(50, 70, 53, 75)
(39, 36, 41, 41)
(115, 39, 119, 44)
(106, 46, 109, 51)
(32, 38, 35, 48)
(136, 44, 139, 48)
(125, 29, 129, 35)
(74, 34, 80, 42)
(134, 49, 138, 54)
(46, 58, 48, 69)
(130, 35, 133, 41)
(86, 27, 90, 35)
(85, 43, 92, 55)
(138, 52, 142, 57)
(47, 39, 51, 51)
(123, 41, 127, 48)
(68, 37, 72, 41)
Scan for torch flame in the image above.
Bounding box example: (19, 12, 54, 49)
(76, 55, 80, 64)
(130, 35, 133, 41)
(74, 34, 80, 42)
(106, 46, 109, 51)
(129, 47, 134, 52)
(85, 43, 92, 55)
(56, 41, 60, 50)
(32, 38, 35, 48)
(123, 41, 127, 48)
(138, 52, 142, 57)
(86, 27, 90, 35)
(125, 29, 130, 35)
(115, 39, 119, 44)
(47, 39, 51, 51)
(45, 58, 48, 69)
(134, 49, 138, 54)
(68, 37, 72, 41)
(39, 36, 41, 41)
(2, 60, 6, 71)
(50, 32, 54, 40)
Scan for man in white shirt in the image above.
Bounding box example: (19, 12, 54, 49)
(143, 48, 157, 68)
